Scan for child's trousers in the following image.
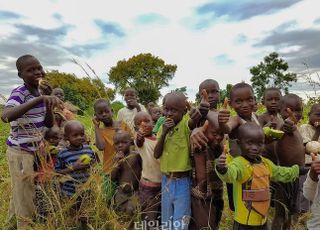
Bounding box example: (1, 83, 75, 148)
(7, 147, 35, 229)
(161, 175, 191, 230)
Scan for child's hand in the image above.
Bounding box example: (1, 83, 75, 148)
(92, 116, 100, 128)
(199, 89, 210, 118)
(264, 115, 277, 129)
(282, 119, 296, 134)
(136, 130, 145, 142)
(310, 153, 320, 181)
(72, 160, 89, 171)
(190, 121, 209, 150)
(42, 95, 63, 110)
(189, 107, 202, 121)
(114, 151, 125, 163)
(216, 151, 227, 174)
(218, 109, 230, 124)
(162, 118, 175, 134)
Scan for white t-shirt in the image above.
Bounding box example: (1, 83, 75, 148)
(117, 104, 147, 133)
(135, 137, 161, 183)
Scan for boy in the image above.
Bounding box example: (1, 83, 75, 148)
(93, 98, 132, 201)
(117, 87, 147, 134)
(189, 114, 224, 230)
(216, 122, 305, 229)
(303, 155, 320, 230)
(218, 82, 259, 211)
(52, 87, 76, 120)
(55, 120, 97, 226)
(150, 106, 162, 124)
(134, 111, 161, 228)
(258, 87, 283, 164)
(272, 94, 306, 230)
(198, 79, 220, 111)
(154, 91, 202, 230)
(111, 130, 142, 216)
(1, 54, 62, 229)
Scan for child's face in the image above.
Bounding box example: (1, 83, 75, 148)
(150, 107, 162, 122)
(205, 123, 224, 148)
(164, 96, 186, 124)
(19, 57, 45, 89)
(199, 82, 220, 109)
(239, 128, 265, 161)
(309, 105, 320, 127)
(52, 88, 65, 101)
(114, 133, 131, 154)
(46, 129, 62, 146)
(135, 113, 153, 136)
(95, 102, 113, 126)
(124, 89, 137, 108)
(231, 87, 255, 118)
(264, 90, 281, 113)
(65, 124, 85, 148)
(280, 97, 303, 121)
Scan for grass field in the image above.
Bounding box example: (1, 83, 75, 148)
(0, 106, 311, 229)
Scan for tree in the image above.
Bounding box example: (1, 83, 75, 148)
(108, 53, 177, 105)
(46, 70, 115, 111)
(171, 86, 187, 96)
(250, 52, 297, 100)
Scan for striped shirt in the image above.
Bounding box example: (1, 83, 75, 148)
(5, 85, 46, 153)
(55, 144, 95, 197)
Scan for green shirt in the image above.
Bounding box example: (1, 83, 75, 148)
(216, 156, 299, 226)
(158, 115, 191, 173)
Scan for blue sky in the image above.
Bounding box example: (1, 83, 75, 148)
(1, 0, 320, 102)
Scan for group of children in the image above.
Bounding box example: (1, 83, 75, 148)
(2, 55, 320, 230)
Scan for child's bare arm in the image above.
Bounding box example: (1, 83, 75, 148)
(1, 95, 62, 123)
(44, 105, 54, 128)
(190, 121, 209, 150)
(92, 116, 106, 150)
(135, 130, 145, 148)
(154, 118, 174, 159)
(188, 107, 202, 129)
(216, 151, 227, 174)
(111, 152, 124, 181)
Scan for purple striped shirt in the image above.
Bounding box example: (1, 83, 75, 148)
(5, 84, 46, 153)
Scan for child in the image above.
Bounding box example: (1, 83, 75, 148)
(150, 106, 162, 124)
(154, 91, 202, 230)
(303, 156, 320, 230)
(117, 87, 147, 134)
(189, 113, 224, 230)
(93, 98, 132, 201)
(35, 126, 62, 221)
(152, 95, 168, 134)
(258, 87, 283, 163)
(216, 122, 305, 229)
(299, 103, 320, 164)
(111, 130, 142, 216)
(272, 93, 306, 230)
(218, 82, 259, 211)
(198, 79, 220, 111)
(55, 120, 97, 226)
(134, 111, 161, 228)
(1, 54, 62, 229)
(52, 87, 75, 120)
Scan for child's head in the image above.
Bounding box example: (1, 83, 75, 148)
(124, 87, 138, 109)
(205, 114, 224, 148)
(237, 122, 265, 161)
(147, 102, 155, 113)
(308, 103, 320, 127)
(52, 88, 65, 101)
(94, 98, 113, 126)
(16, 55, 45, 89)
(53, 111, 66, 127)
(64, 120, 85, 148)
(262, 87, 282, 114)
(279, 94, 303, 121)
(134, 111, 153, 136)
(150, 106, 162, 123)
(164, 92, 187, 124)
(113, 130, 132, 155)
(199, 79, 220, 109)
(230, 83, 255, 118)
(44, 126, 62, 146)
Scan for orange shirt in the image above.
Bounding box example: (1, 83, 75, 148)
(100, 121, 132, 173)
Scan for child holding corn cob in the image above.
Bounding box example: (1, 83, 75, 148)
(134, 111, 161, 229)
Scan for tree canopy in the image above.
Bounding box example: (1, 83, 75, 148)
(250, 52, 297, 100)
(46, 70, 115, 111)
(108, 53, 177, 105)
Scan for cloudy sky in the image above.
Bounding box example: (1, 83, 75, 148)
(1, 0, 320, 102)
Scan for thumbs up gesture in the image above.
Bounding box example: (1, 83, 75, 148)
(199, 89, 210, 118)
(216, 148, 228, 174)
(190, 120, 209, 150)
(218, 97, 230, 124)
(310, 152, 320, 181)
